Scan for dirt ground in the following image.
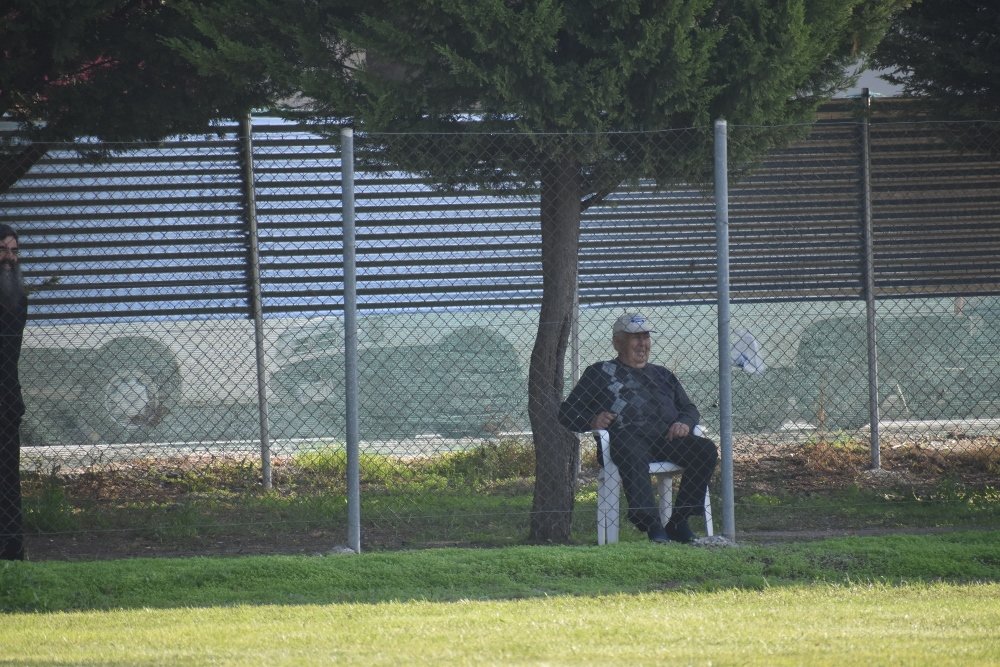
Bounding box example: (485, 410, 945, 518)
(21, 432, 1000, 561)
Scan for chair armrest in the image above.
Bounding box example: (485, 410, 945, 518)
(581, 425, 705, 471)
(577, 429, 615, 474)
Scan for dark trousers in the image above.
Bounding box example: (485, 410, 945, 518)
(0, 412, 23, 560)
(610, 429, 718, 532)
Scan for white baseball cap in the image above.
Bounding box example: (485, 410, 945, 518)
(612, 313, 655, 334)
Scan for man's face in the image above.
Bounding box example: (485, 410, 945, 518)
(613, 331, 652, 368)
(0, 235, 18, 271)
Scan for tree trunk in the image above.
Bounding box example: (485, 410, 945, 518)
(528, 155, 582, 543)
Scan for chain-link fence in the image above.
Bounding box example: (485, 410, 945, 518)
(1, 99, 998, 558)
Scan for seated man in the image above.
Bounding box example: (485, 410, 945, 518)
(559, 313, 718, 544)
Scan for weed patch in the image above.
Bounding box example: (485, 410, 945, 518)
(18, 433, 1000, 560)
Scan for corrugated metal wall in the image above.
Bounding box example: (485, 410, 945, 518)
(728, 117, 864, 300)
(2, 99, 999, 322)
(870, 117, 1000, 295)
(1, 135, 252, 319)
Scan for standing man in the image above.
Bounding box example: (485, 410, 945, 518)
(0, 224, 27, 560)
(559, 313, 718, 544)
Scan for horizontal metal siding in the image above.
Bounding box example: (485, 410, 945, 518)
(2, 101, 999, 322)
(869, 120, 1000, 297)
(250, 124, 345, 315)
(579, 185, 717, 304)
(726, 119, 864, 300)
(1, 131, 254, 320)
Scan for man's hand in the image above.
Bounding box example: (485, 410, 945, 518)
(667, 422, 690, 440)
(590, 411, 617, 430)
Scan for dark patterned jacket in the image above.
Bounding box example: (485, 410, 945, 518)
(559, 359, 699, 439)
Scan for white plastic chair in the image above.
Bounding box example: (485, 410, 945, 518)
(587, 428, 714, 545)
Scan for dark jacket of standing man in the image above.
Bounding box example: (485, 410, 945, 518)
(0, 224, 27, 561)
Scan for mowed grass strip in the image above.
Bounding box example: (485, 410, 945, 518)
(3, 583, 998, 666)
(4, 531, 999, 612)
(1, 531, 998, 665)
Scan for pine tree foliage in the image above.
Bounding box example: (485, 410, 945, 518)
(1, 0, 276, 142)
(871, 0, 1000, 119)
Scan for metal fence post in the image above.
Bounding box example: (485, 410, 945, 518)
(341, 127, 361, 553)
(238, 113, 272, 489)
(860, 89, 882, 469)
(571, 273, 580, 384)
(714, 119, 736, 541)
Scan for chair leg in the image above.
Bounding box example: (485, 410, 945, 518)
(597, 468, 621, 545)
(596, 471, 608, 545)
(606, 497, 619, 544)
(655, 473, 674, 528)
(703, 488, 714, 537)
(656, 474, 714, 537)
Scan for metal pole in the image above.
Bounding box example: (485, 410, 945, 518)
(570, 272, 582, 476)
(238, 113, 272, 490)
(571, 273, 580, 384)
(860, 89, 882, 469)
(714, 119, 735, 541)
(341, 128, 361, 552)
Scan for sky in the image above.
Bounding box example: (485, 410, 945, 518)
(836, 67, 905, 99)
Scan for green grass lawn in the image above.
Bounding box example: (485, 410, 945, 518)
(3, 531, 999, 665)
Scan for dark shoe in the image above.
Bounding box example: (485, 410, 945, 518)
(647, 525, 670, 544)
(665, 519, 695, 544)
